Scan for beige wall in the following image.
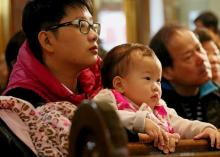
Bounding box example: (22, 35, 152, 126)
(124, 0, 150, 44)
(0, 0, 26, 55)
(0, 0, 10, 54)
(175, 0, 220, 29)
(11, 0, 27, 33)
(2, 0, 220, 54)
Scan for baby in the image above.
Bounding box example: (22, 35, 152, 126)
(93, 43, 220, 153)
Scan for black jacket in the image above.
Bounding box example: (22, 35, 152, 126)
(0, 88, 41, 157)
(162, 80, 220, 128)
(0, 119, 37, 157)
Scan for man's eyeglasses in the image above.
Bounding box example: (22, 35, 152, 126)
(45, 19, 101, 35)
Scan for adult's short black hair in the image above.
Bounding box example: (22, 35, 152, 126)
(194, 11, 219, 33)
(194, 28, 212, 44)
(22, 0, 93, 62)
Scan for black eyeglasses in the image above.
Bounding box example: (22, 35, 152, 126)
(45, 19, 101, 35)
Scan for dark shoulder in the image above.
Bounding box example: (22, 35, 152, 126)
(213, 85, 220, 97)
(0, 119, 37, 157)
(4, 88, 45, 107)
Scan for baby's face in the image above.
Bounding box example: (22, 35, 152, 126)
(121, 53, 162, 109)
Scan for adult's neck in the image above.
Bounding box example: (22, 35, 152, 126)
(45, 60, 81, 93)
(53, 69, 78, 93)
(170, 82, 200, 97)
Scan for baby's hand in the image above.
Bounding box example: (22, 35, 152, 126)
(194, 127, 220, 149)
(161, 133, 180, 154)
(144, 118, 168, 147)
(138, 133, 154, 143)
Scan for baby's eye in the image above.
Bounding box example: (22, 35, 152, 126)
(157, 79, 161, 84)
(144, 77, 151, 80)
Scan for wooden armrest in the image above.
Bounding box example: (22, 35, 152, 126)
(128, 139, 219, 156)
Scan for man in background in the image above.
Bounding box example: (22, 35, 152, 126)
(150, 24, 220, 128)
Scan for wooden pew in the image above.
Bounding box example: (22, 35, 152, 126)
(68, 100, 129, 157)
(129, 139, 220, 156)
(68, 100, 220, 157)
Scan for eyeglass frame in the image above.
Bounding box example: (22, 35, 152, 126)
(45, 19, 101, 35)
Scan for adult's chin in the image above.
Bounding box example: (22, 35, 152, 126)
(86, 55, 98, 66)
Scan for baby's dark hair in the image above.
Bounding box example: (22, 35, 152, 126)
(101, 43, 156, 88)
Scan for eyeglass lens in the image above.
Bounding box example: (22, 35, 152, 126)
(79, 20, 100, 35)
(79, 21, 89, 34)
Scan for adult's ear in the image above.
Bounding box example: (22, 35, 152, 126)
(162, 66, 174, 81)
(112, 76, 125, 93)
(38, 31, 54, 53)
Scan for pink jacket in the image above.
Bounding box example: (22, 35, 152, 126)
(94, 89, 217, 138)
(3, 41, 102, 104)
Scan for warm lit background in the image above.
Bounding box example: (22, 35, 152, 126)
(1, 0, 220, 55)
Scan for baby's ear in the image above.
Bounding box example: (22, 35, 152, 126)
(112, 76, 124, 93)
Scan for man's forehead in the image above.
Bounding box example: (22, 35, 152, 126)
(167, 30, 198, 56)
(169, 30, 198, 48)
(173, 29, 192, 39)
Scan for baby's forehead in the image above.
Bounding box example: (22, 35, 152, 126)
(129, 50, 161, 68)
(129, 49, 154, 61)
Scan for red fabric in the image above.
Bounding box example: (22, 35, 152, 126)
(3, 41, 102, 105)
(78, 56, 103, 99)
(112, 89, 137, 112)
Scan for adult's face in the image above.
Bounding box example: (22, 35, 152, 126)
(165, 30, 211, 87)
(202, 40, 220, 81)
(42, 6, 99, 73)
(194, 21, 205, 30)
